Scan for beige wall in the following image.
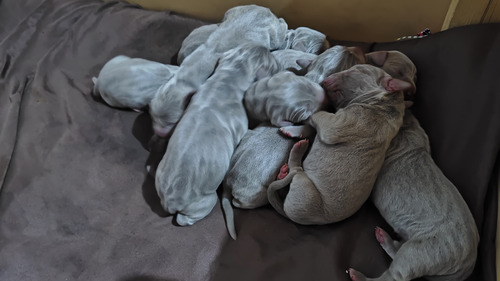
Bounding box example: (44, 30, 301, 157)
(124, 0, 451, 42)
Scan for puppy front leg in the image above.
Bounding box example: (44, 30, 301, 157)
(279, 124, 315, 139)
(309, 110, 357, 145)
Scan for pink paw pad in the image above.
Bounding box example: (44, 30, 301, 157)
(375, 227, 386, 244)
(279, 128, 292, 137)
(277, 163, 289, 180)
(347, 268, 360, 281)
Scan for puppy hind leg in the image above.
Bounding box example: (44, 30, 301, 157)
(267, 140, 309, 218)
(277, 163, 289, 180)
(375, 227, 402, 259)
(363, 239, 433, 281)
(347, 268, 369, 281)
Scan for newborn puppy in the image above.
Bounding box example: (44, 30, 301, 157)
(156, 43, 279, 226)
(149, 5, 287, 137)
(222, 122, 295, 239)
(92, 55, 178, 110)
(177, 23, 218, 65)
(271, 49, 318, 72)
(279, 26, 330, 54)
(267, 64, 410, 225)
(244, 71, 327, 127)
(300, 45, 366, 83)
(347, 110, 479, 281)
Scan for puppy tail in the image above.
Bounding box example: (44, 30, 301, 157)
(221, 188, 237, 240)
(91, 77, 99, 98)
(267, 170, 296, 219)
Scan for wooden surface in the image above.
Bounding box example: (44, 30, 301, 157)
(122, 0, 451, 42)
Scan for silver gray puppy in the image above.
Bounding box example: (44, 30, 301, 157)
(92, 55, 178, 110)
(347, 110, 479, 281)
(222, 122, 295, 239)
(279, 26, 330, 54)
(271, 49, 318, 71)
(347, 51, 478, 281)
(156, 43, 280, 226)
(244, 71, 327, 127)
(267, 64, 410, 225)
(176, 23, 219, 65)
(149, 5, 288, 137)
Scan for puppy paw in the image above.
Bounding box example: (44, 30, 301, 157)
(347, 268, 366, 281)
(375, 226, 388, 244)
(279, 125, 306, 138)
(292, 139, 309, 155)
(277, 163, 289, 180)
(375, 226, 400, 258)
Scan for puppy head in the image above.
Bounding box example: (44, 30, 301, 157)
(289, 27, 330, 54)
(322, 64, 412, 109)
(149, 84, 194, 138)
(365, 50, 417, 96)
(302, 45, 366, 83)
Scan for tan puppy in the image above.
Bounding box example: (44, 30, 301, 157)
(267, 64, 411, 225)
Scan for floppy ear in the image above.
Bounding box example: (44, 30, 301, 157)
(255, 66, 272, 81)
(347, 46, 366, 64)
(293, 41, 307, 52)
(381, 76, 413, 93)
(366, 51, 388, 67)
(296, 59, 313, 69)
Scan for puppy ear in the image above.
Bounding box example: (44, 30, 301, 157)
(365, 51, 388, 67)
(347, 46, 366, 64)
(255, 66, 271, 81)
(381, 76, 413, 93)
(296, 59, 313, 69)
(293, 41, 307, 52)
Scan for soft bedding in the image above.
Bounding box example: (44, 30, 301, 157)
(0, 1, 499, 281)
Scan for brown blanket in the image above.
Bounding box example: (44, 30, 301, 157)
(0, 1, 498, 281)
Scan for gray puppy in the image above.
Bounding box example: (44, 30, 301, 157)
(244, 71, 327, 127)
(156, 43, 279, 226)
(92, 55, 178, 110)
(176, 23, 219, 65)
(222, 122, 295, 239)
(267, 64, 410, 225)
(347, 51, 478, 281)
(149, 5, 288, 137)
(347, 110, 479, 281)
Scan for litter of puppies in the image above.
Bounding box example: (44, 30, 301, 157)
(92, 5, 479, 281)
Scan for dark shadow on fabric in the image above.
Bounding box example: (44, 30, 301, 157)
(118, 274, 179, 281)
(132, 112, 155, 151)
